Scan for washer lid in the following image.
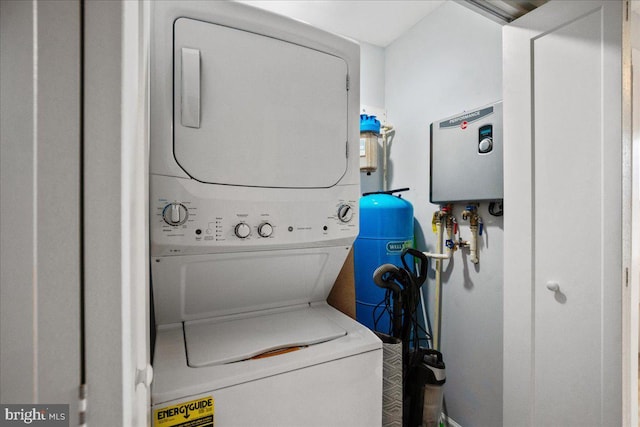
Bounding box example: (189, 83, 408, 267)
(184, 306, 347, 367)
(173, 18, 349, 188)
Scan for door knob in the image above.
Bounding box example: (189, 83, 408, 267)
(546, 281, 560, 292)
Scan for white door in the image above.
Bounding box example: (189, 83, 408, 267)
(1, 0, 82, 419)
(503, 1, 629, 425)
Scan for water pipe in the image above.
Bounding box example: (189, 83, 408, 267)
(422, 251, 453, 260)
(421, 206, 452, 351)
(381, 125, 394, 192)
(469, 224, 479, 264)
(432, 216, 443, 351)
(461, 205, 481, 264)
(422, 209, 454, 261)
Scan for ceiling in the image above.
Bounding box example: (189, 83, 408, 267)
(239, 1, 445, 47)
(238, 0, 548, 47)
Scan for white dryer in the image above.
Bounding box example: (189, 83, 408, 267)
(149, 2, 382, 426)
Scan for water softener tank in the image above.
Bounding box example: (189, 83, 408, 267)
(354, 190, 414, 333)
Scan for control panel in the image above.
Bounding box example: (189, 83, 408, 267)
(478, 124, 493, 154)
(151, 175, 358, 257)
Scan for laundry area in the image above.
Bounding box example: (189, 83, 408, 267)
(0, 1, 639, 427)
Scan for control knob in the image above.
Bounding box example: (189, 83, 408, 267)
(234, 222, 251, 239)
(162, 203, 188, 226)
(478, 137, 493, 154)
(258, 222, 273, 238)
(337, 204, 354, 223)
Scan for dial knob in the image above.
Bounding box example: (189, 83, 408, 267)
(162, 203, 188, 226)
(337, 204, 354, 223)
(258, 222, 273, 238)
(478, 137, 493, 154)
(234, 222, 251, 239)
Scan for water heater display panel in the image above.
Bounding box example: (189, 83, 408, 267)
(429, 101, 503, 203)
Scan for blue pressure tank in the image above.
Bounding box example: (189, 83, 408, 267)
(354, 191, 414, 333)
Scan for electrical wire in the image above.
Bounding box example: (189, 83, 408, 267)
(371, 249, 432, 349)
(372, 290, 393, 336)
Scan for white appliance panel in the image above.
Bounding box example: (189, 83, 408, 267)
(152, 303, 382, 426)
(150, 175, 358, 258)
(150, 1, 361, 186)
(153, 350, 382, 427)
(184, 306, 346, 367)
(174, 17, 349, 188)
(152, 246, 351, 324)
(207, 350, 381, 427)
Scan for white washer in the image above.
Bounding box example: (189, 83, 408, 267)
(149, 2, 382, 426)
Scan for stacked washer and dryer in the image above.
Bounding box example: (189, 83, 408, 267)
(149, 2, 382, 426)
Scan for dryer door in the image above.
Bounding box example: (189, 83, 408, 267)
(173, 18, 349, 189)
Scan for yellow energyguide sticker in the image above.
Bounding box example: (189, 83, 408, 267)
(154, 396, 214, 427)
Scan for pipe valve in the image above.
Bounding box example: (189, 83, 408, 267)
(461, 205, 481, 264)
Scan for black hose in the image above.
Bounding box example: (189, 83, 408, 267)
(362, 187, 410, 197)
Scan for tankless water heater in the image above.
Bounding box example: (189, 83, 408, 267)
(429, 101, 503, 203)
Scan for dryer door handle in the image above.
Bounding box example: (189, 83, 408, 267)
(181, 47, 201, 128)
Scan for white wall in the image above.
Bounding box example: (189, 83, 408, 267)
(360, 42, 386, 195)
(360, 42, 386, 109)
(381, 2, 503, 425)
